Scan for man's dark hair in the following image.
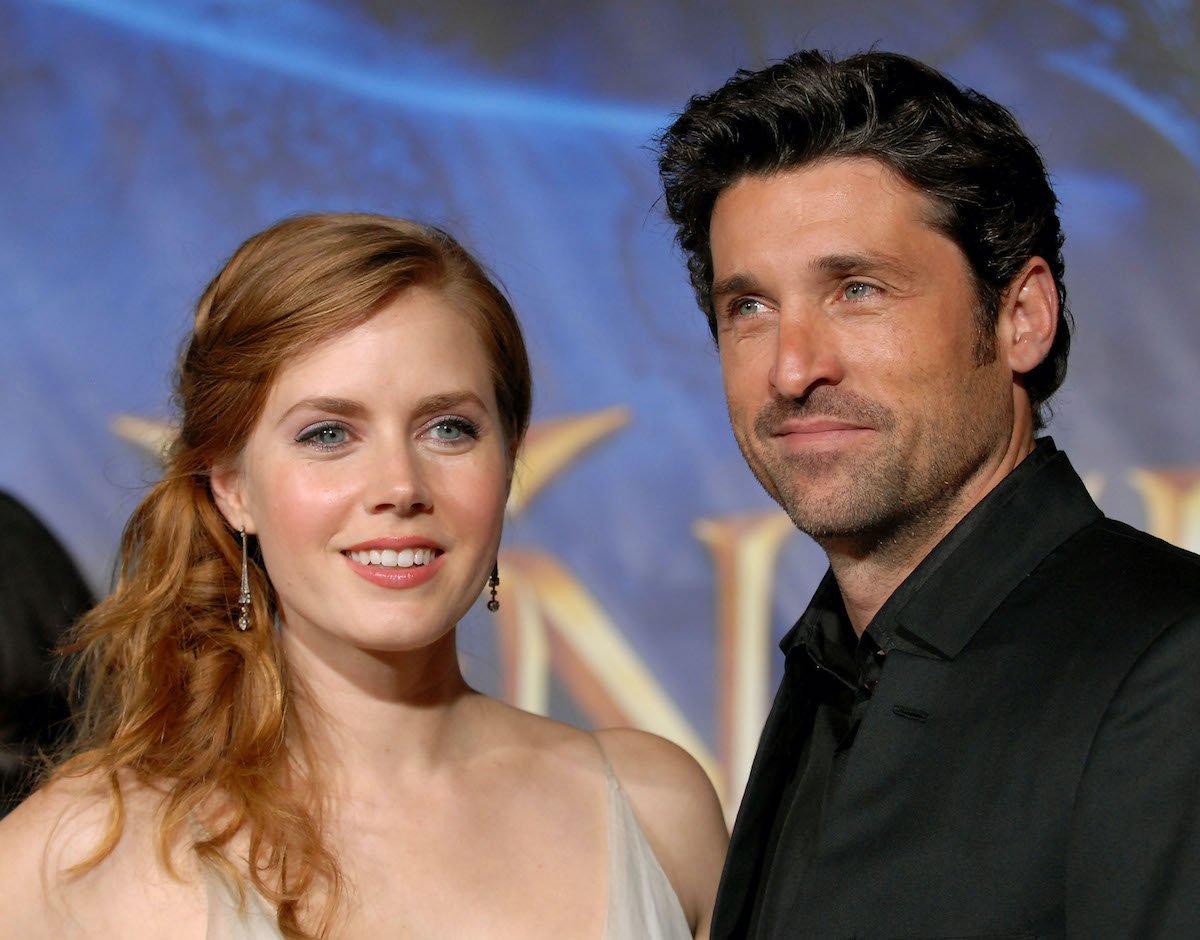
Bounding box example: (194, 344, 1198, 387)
(657, 50, 1071, 428)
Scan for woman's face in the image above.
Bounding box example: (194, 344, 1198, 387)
(213, 287, 511, 664)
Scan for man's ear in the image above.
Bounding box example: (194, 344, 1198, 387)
(999, 257, 1058, 376)
(209, 461, 254, 534)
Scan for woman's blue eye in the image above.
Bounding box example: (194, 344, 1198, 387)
(429, 417, 479, 443)
(298, 423, 349, 448)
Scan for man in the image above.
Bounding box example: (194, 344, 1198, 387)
(658, 50, 1200, 938)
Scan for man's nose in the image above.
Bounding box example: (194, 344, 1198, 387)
(768, 307, 845, 400)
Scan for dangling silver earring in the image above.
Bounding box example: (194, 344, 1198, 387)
(237, 526, 252, 631)
(486, 562, 500, 612)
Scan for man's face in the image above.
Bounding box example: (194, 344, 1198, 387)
(709, 157, 1020, 553)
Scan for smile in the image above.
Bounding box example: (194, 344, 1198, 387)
(346, 548, 439, 568)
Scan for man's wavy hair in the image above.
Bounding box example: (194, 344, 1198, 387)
(53, 213, 532, 938)
(657, 50, 1071, 428)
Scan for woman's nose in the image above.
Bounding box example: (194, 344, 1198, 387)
(366, 445, 433, 515)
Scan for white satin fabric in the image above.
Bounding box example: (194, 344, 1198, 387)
(202, 863, 280, 940)
(601, 757, 692, 939)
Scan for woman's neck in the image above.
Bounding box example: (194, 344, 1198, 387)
(282, 628, 484, 793)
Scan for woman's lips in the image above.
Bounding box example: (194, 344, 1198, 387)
(341, 539, 445, 588)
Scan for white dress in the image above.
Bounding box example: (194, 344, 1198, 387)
(202, 758, 691, 939)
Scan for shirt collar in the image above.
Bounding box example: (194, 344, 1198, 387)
(780, 439, 1102, 662)
(782, 568, 856, 674)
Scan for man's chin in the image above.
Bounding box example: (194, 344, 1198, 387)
(772, 475, 897, 542)
(756, 453, 861, 507)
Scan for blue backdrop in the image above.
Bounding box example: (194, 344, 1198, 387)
(3, 0, 1198, 813)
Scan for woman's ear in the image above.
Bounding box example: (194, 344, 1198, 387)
(999, 257, 1058, 376)
(209, 461, 254, 534)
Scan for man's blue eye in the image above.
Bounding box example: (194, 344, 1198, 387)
(733, 299, 766, 317)
(844, 282, 877, 300)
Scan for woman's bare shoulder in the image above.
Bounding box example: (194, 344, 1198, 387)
(472, 695, 602, 768)
(593, 727, 720, 802)
(477, 700, 726, 826)
(0, 770, 206, 939)
(594, 727, 729, 938)
(0, 770, 114, 881)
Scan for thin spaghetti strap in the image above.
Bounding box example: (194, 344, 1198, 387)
(592, 734, 691, 939)
(188, 810, 283, 940)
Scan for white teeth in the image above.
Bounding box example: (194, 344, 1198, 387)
(349, 548, 436, 568)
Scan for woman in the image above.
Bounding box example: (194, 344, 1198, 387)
(0, 214, 728, 938)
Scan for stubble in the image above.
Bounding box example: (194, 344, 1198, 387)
(738, 379, 1010, 559)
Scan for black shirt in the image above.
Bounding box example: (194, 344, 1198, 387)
(744, 440, 1060, 937)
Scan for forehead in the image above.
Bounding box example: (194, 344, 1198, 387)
(709, 157, 946, 269)
(265, 287, 493, 403)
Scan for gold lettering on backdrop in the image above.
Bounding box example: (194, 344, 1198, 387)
(495, 548, 721, 788)
(1128, 468, 1200, 552)
(693, 513, 794, 818)
(499, 405, 722, 791)
(508, 406, 631, 512)
(111, 415, 174, 460)
(494, 406, 631, 719)
(494, 573, 552, 715)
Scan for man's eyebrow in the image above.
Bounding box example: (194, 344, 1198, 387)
(710, 272, 761, 300)
(813, 252, 916, 279)
(712, 254, 917, 300)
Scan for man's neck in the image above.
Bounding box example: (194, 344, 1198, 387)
(824, 433, 1038, 636)
(824, 518, 962, 636)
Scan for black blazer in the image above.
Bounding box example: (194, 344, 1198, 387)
(712, 448, 1200, 939)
